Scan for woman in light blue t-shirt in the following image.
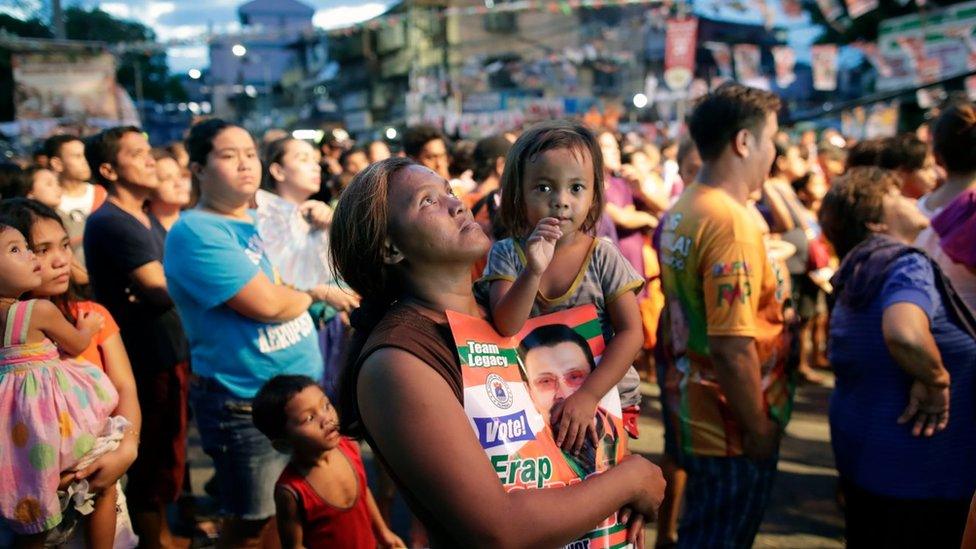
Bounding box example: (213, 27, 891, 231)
(163, 119, 323, 547)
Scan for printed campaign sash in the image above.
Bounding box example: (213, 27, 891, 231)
(447, 305, 631, 549)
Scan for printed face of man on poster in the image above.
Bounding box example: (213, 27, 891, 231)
(518, 323, 621, 477)
(519, 324, 596, 424)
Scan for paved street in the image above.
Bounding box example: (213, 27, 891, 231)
(182, 376, 844, 548)
(631, 377, 845, 548)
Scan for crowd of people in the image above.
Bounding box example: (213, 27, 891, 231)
(0, 81, 974, 549)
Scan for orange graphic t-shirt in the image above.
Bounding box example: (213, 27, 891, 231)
(658, 183, 794, 457)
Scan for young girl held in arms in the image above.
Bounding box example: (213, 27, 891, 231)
(0, 222, 123, 548)
(480, 120, 646, 452)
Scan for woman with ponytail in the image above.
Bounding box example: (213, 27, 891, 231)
(164, 119, 324, 547)
(914, 100, 976, 312)
(329, 157, 665, 548)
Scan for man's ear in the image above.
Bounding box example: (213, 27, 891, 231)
(48, 156, 64, 174)
(865, 221, 887, 234)
(382, 239, 404, 265)
(99, 162, 118, 184)
(732, 128, 752, 159)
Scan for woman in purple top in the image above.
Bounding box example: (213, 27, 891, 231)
(819, 167, 976, 549)
(595, 130, 660, 291)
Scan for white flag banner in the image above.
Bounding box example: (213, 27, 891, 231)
(812, 44, 839, 91)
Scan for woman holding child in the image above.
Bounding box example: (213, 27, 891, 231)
(329, 123, 665, 547)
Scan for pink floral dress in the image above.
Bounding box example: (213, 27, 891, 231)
(0, 299, 118, 534)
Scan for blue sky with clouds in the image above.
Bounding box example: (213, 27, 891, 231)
(2, 0, 392, 73)
(94, 0, 395, 72)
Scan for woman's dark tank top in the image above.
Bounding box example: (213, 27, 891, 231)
(349, 303, 464, 547)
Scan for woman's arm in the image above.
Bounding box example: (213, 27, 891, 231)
(604, 203, 658, 231)
(882, 302, 951, 437)
(761, 182, 796, 233)
(621, 166, 669, 216)
(226, 271, 313, 323)
(358, 348, 665, 548)
(75, 333, 141, 490)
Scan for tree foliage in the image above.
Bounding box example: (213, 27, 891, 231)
(2, 7, 186, 103)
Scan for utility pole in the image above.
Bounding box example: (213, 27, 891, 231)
(52, 0, 66, 39)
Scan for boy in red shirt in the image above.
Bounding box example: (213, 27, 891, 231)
(253, 375, 405, 549)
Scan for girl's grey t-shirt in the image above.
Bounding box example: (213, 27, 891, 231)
(477, 236, 645, 407)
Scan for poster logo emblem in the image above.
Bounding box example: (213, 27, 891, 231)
(485, 373, 513, 409)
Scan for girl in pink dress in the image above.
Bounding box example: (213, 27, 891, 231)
(0, 224, 120, 547)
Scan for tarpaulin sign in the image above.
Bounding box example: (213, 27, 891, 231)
(447, 305, 630, 549)
(664, 17, 698, 91)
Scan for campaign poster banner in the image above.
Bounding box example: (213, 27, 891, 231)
(815, 0, 845, 22)
(877, 0, 976, 91)
(12, 51, 120, 121)
(852, 41, 893, 78)
(772, 46, 797, 88)
(844, 0, 878, 19)
(664, 17, 698, 91)
(865, 100, 899, 139)
(841, 106, 867, 141)
(704, 42, 733, 78)
(733, 44, 761, 83)
(812, 44, 839, 91)
(447, 305, 630, 549)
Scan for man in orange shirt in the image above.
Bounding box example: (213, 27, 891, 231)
(658, 83, 794, 547)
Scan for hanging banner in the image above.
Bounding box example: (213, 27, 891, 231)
(844, 0, 878, 19)
(772, 46, 797, 88)
(733, 44, 761, 83)
(781, 0, 804, 17)
(865, 100, 899, 138)
(944, 25, 976, 70)
(841, 106, 868, 141)
(448, 305, 630, 549)
(664, 17, 699, 91)
(704, 42, 734, 78)
(811, 44, 839, 91)
(877, 1, 976, 91)
(12, 51, 121, 121)
(895, 36, 942, 84)
(852, 41, 893, 78)
(815, 0, 845, 22)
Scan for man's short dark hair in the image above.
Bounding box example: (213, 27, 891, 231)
(473, 135, 512, 182)
(518, 324, 596, 372)
(449, 139, 476, 178)
(339, 146, 367, 171)
(687, 83, 781, 162)
(253, 375, 320, 442)
(846, 138, 887, 170)
(85, 126, 142, 187)
(878, 134, 927, 172)
(0, 163, 29, 199)
(402, 125, 446, 159)
(43, 134, 82, 159)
